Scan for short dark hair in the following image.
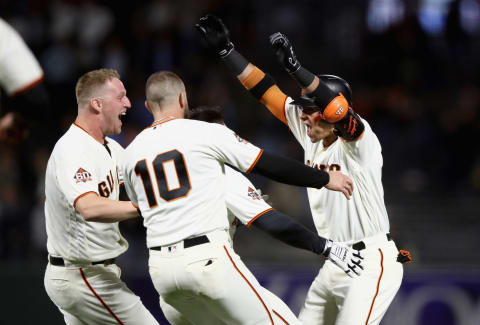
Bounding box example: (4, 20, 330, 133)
(188, 105, 224, 124)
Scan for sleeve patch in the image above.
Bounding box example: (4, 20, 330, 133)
(73, 168, 93, 183)
(234, 133, 249, 144)
(247, 187, 263, 200)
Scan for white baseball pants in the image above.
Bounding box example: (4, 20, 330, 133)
(149, 229, 300, 325)
(299, 233, 404, 325)
(44, 262, 158, 325)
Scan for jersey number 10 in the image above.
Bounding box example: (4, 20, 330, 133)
(134, 149, 191, 207)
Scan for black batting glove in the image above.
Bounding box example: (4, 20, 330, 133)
(269, 32, 301, 74)
(196, 14, 234, 58)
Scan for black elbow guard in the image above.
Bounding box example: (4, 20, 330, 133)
(249, 74, 275, 100)
(334, 109, 364, 141)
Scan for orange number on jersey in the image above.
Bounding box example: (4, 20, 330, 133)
(134, 149, 192, 207)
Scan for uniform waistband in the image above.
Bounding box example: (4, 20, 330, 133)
(49, 255, 116, 267)
(149, 229, 231, 253)
(351, 233, 392, 251)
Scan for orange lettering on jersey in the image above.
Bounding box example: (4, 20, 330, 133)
(107, 170, 114, 194)
(306, 162, 342, 172)
(98, 170, 115, 198)
(98, 181, 110, 198)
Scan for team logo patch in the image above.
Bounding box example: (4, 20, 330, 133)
(247, 187, 262, 200)
(234, 133, 249, 144)
(74, 168, 92, 183)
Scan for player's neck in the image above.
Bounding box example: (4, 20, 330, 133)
(74, 116, 106, 144)
(322, 133, 338, 148)
(152, 107, 184, 122)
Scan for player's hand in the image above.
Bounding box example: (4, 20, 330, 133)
(325, 170, 353, 199)
(269, 32, 301, 74)
(196, 14, 234, 58)
(323, 240, 365, 278)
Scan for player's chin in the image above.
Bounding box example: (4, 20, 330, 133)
(308, 133, 322, 143)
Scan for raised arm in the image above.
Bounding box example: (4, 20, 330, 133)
(269, 32, 365, 141)
(196, 14, 289, 124)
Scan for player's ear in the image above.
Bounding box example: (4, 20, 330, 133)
(90, 97, 103, 113)
(178, 92, 188, 110)
(145, 101, 152, 113)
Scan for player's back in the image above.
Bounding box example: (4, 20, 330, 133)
(122, 118, 261, 248)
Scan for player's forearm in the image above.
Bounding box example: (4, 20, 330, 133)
(76, 194, 139, 223)
(235, 63, 289, 124)
(252, 151, 329, 189)
(253, 210, 326, 255)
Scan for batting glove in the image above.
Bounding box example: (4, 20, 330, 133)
(323, 240, 365, 278)
(269, 32, 301, 74)
(196, 14, 234, 58)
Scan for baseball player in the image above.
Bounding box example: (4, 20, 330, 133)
(120, 71, 357, 324)
(197, 14, 406, 325)
(158, 105, 366, 325)
(44, 69, 158, 325)
(0, 18, 49, 143)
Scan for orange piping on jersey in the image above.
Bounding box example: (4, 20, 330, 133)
(73, 191, 98, 208)
(341, 129, 365, 143)
(79, 268, 126, 325)
(11, 75, 44, 96)
(73, 122, 92, 136)
(272, 310, 290, 325)
(246, 149, 264, 174)
(260, 85, 288, 125)
(147, 117, 178, 129)
(365, 248, 384, 325)
(130, 201, 138, 209)
(223, 246, 274, 324)
(240, 66, 265, 90)
(246, 208, 275, 227)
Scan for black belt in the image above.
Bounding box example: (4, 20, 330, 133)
(49, 256, 116, 267)
(352, 233, 392, 251)
(150, 235, 209, 251)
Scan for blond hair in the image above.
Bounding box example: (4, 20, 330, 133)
(145, 71, 185, 108)
(75, 69, 120, 107)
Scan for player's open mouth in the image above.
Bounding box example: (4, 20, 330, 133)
(119, 111, 127, 122)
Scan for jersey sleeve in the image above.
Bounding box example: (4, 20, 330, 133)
(341, 118, 382, 166)
(118, 149, 139, 207)
(0, 19, 44, 96)
(54, 148, 101, 207)
(122, 174, 139, 207)
(208, 124, 263, 173)
(284, 97, 308, 150)
(224, 167, 273, 227)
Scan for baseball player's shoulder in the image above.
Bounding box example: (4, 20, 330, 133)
(181, 118, 228, 138)
(53, 125, 84, 152)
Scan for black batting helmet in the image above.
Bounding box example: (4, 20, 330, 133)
(291, 74, 353, 108)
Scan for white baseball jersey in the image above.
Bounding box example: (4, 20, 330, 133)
(0, 18, 43, 95)
(284, 97, 390, 242)
(121, 118, 263, 247)
(45, 123, 128, 262)
(224, 166, 273, 239)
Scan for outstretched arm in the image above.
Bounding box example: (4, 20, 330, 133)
(196, 14, 289, 124)
(253, 210, 364, 277)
